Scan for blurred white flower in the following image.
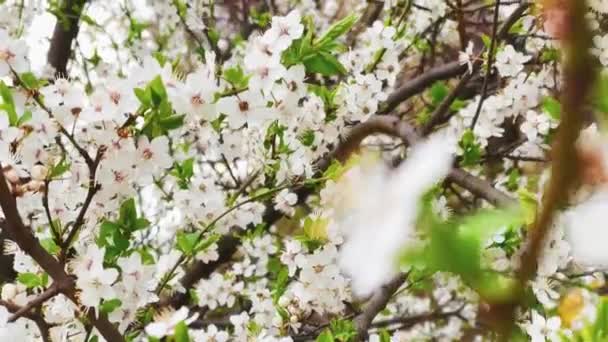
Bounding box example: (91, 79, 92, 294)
(565, 190, 608, 267)
(337, 134, 454, 296)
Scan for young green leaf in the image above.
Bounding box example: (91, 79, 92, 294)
(542, 96, 562, 120)
(315, 14, 358, 49)
(0, 81, 18, 126)
(176, 231, 202, 256)
(303, 51, 346, 76)
(174, 321, 190, 342)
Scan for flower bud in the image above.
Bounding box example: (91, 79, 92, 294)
(3, 166, 19, 184)
(31, 165, 48, 181)
(2, 283, 17, 301)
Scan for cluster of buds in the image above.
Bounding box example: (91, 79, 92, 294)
(2, 164, 47, 196)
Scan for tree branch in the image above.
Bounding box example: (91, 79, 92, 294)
(47, 0, 87, 77)
(0, 300, 52, 342)
(379, 61, 467, 115)
(326, 116, 515, 206)
(0, 167, 125, 342)
(371, 304, 465, 330)
(488, 0, 596, 336)
(422, 2, 531, 134)
(162, 235, 239, 308)
(353, 273, 407, 340)
(7, 284, 60, 322)
(346, 0, 385, 47)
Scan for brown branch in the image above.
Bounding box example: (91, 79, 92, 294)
(0, 300, 52, 342)
(371, 304, 465, 330)
(346, 0, 385, 47)
(7, 284, 60, 322)
(326, 116, 515, 207)
(47, 0, 87, 77)
(0, 167, 125, 342)
(488, 0, 596, 336)
(517, 1, 595, 282)
(353, 273, 407, 340)
(422, 2, 531, 134)
(379, 61, 467, 115)
(470, 0, 502, 130)
(162, 235, 239, 308)
(60, 148, 104, 252)
(422, 71, 476, 134)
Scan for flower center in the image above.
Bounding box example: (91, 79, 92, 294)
(142, 148, 153, 160)
(238, 101, 249, 112)
(109, 91, 121, 105)
(0, 49, 15, 62)
(191, 94, 204, 106)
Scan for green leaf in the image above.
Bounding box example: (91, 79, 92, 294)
(195, 234, 220, 253)
(379, 330, 392, 342)
(80, 14, 98, 27)
(458, 206, 524, 244)
(322, 160, 346, 181)
(0, 81, 18, 126)
(508, 18, 524, 35)
(329, 319, 357, 342)
(303, 51, 346, 76)
(506, 168, 520, 192)
(174, 321, 190, 342)
(134, 87, 152, 109)
(100, 298, 122, 314)
(250, 7, 271, 28)
(542, 96, 561, 120)
(518, 189, 538, 225)
(17, 273, 45, 288)
(308, 84, 339, 113)
(20, 72, 45, 90)
(153, 52, 167, 67)
(282, 39, 304, 67)
(97, 219, 131, 263)
(298, 129, 315, 146)
(315, 14, 358, 49)
(270, 261, 289, 303)
(136, 247, 156, 265)
(593, 75, 608, 114)
(476, 272, 520, 303)
(127, 17, 148, 44)
(450, 99, 467, 112)
(223, 65, 250, 89)
(207, 28, 220, 46)
(40, 238, 60, 255)
(316, 330, 334, 342)
(159, 114, 185, 131)
(403, 196, 524, 299)
(16, 110, 32, 126)
(170, 158, 195, 189)
(593, 297, 608, 340)
(119, 198, 138, 229)
(429, 82, 448, 106)
(299, 16, 315, 56)
(98, 220, 121, 246)
(176, 231, 201, 256)
(540, 47, 560, 62)
(458, 130, 482, 167)
(133, 218, 151, 230)
(149, 76, 167, 106)
(480, 34, 492, 49)
(50, 157, 71, 179)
